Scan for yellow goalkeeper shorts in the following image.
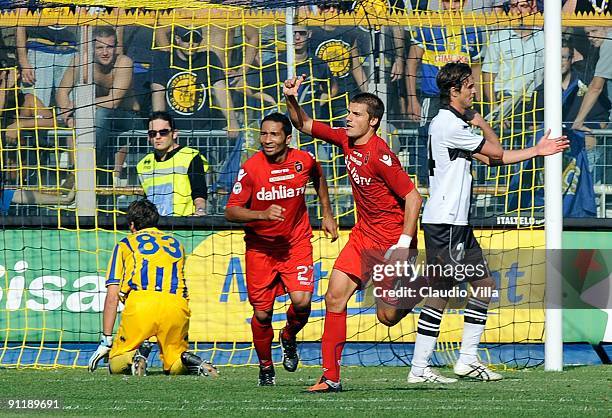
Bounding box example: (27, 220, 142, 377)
(109, 290, 190, 371)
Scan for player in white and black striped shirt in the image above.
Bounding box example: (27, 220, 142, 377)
(408, 62, 568, 384)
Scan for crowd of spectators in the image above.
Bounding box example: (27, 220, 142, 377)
(0, 1, 610, 217)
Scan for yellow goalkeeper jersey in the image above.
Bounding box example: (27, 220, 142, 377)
(105, 227, 188, 299)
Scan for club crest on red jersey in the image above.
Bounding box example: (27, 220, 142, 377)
(295, 161, 303, 173)
(364, 152, 370, 164)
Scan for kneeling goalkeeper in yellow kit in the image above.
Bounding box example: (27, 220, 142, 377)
(88, 199, 217, 376)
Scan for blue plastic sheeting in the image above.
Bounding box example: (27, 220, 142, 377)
(0, 342, 603, 368)
(599, 344, 612, 363)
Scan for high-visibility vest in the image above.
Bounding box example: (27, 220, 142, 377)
(137, 147, 208, 216)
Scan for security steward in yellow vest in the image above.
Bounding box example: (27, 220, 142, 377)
(137, 111, 208, 216)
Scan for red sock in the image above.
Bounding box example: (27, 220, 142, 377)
(251, 316, 273, 367)
(282, 304, 311, 340)
(321, 310, 347, 382)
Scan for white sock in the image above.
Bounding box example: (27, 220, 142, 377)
(411, 333, 437, 376)
(459, 322, 485, 364)
(411, 307, 443, 375)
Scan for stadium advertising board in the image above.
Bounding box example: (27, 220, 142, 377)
(0, 229, 608, 343)
(185, 230, 548, 343)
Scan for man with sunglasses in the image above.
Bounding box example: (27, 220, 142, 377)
(136, 111, 209, 216)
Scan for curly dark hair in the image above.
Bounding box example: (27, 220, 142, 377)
(436, 62, 473, 105)
(127, 199, 159, 231)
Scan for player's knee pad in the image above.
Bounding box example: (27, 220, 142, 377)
(109, 350, 137, 374)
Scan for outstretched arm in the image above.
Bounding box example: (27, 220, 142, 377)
(284, 74, 313, 136)
(212, 79, 240, 139)
(406, 44, 423, 121)
(474, 129, 568, 166)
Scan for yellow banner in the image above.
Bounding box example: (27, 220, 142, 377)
(185, 230, 545, 343)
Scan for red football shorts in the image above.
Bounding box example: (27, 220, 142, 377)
(333, 228, 389, 287)
(245, 239, 314, 311)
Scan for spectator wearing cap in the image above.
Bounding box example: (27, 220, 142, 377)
(150, 27, 239, 137)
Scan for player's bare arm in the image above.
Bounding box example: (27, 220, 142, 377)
(102, 284, 120, 336)
(284, 74, 313, 135)
(225, 204, 286, 222)
(402, 188, 422, 239)
(311, 168, 338, 242)
(387, 188, 422, 263)
(571, 75, 606, 133)
(88, 283, 119, 372)
(473, 128, 569, 166)
(466, 110, 504, 163)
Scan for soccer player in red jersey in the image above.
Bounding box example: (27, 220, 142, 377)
(284, 75, 423, 392)
(225, 112, 338, 386)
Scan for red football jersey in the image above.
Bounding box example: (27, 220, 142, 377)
(311, 121, 415, 245)
(226, 148, 322, 249)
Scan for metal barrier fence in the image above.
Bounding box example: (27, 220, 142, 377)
(3, 123, 612, 219)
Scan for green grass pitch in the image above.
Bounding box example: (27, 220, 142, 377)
(0, 366, 609, 416)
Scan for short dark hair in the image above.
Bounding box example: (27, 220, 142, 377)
(148, 111, 175, 131)
(92, 26, 117, 43)
(562, 37, 574, 55)
(350, 92, 385, 127)
(436, 62, 472, 105)
(261, 112, 292, 137)
(127, 199, 159, 231)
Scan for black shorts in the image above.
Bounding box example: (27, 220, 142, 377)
(423, 223, 490, 285)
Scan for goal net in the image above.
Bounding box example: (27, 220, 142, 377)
(0, 0, 608, 369)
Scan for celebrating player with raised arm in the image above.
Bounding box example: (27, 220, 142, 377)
(225, 112, 338, 386)
(284, 76, 423, 392)
(408, 62, 568, 383)
(88, 199, 218, 377)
